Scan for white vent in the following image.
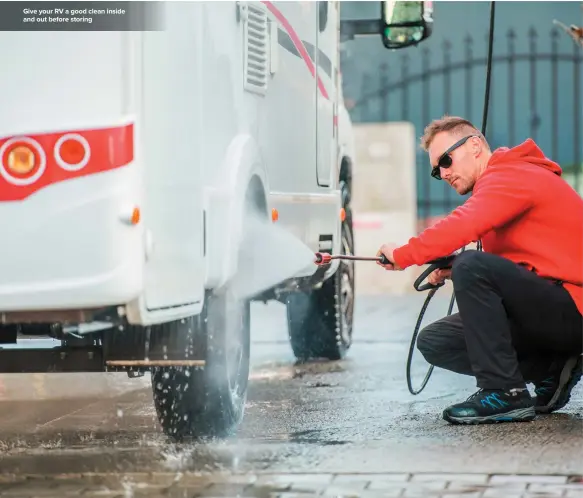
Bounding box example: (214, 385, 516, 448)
(243, 3, 269, 94)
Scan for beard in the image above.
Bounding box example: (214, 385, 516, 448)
(454, 180, 474, 195)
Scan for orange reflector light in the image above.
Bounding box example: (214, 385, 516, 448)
(7, 146, 35, 175)
(340, 208, 346, 222)
(59, 138, 86, 165)
(131, 207, 140, 225)
(271, 208, 279, 222)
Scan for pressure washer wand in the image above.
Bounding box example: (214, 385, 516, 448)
(314, 252, 390, 266)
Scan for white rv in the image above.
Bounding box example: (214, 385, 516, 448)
(0, 1, 433, 440)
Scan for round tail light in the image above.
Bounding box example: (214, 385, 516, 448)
(8, 146, 35, 175)
(0, 137, 46, 186)
(54, 133, 90, 171)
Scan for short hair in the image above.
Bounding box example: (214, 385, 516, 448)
(420, 115, 489, 151)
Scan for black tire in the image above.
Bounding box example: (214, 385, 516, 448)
(285, 187, 355, 361)
(150, 184, 266, 441)
(151, 288, 251, 441)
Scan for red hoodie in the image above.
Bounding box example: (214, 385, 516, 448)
(393, 138, 583, 315)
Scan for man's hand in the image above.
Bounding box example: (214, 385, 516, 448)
(376, 243, 403, 271)
(428, 268, 452, 286)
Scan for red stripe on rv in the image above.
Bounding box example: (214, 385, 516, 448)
(0, 123, 134, 202)
(261, 1, 330, 100)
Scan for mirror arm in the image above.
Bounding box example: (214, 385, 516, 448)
(382, 21, 427, 28)
(340, 19, 383, 42)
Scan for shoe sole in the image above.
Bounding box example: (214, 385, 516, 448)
(443, 407, 536, 425)
(536, 355, 582, 414)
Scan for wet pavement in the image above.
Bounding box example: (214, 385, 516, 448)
(0, 291, 581, 497)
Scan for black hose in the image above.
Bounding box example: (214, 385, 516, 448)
(406, 1, 495, 395)
(481, 1, 496, 138)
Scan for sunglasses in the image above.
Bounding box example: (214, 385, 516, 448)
(431, 135, 480, 180)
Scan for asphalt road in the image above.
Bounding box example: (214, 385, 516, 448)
(0, 292, 581, 496)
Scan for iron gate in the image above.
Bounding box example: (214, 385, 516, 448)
(346, 27, 582, 230)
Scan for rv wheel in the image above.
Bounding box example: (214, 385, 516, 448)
(151, 289, 251, 441)
(286, 187, 355, 361)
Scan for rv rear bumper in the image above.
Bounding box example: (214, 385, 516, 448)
(0, 166, 143, 313)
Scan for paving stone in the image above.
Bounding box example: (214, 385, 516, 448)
(263, 474, 333, 485)
(274, 494, 320, 498)
(412, 473, 488, 483)
(490, 475, 568, 485)
(332, 474, 381, 485)
(326, 484, 369, 494)
(328, 475, 371, 490)
(196, 483, 256, 497)
(215, 474, 258, 485)
(253, 475, 295, 489)
(403, 481, 448, 491)
(446, 482, 489, 493)
(361, 474, 410, 482)
(319, 486, 364, 497)
(290, 483, 329, 494)
(81, 488, 124, 497)
(528, 483, 576, 493)
(134, 491, 190, 498)
(440, 494, 483, 498)
(487, 482, 528, 492)
(363, 488, 403, 498)
(1, 485, 81, 496)
(482, 491, 525, 498)
(255, 475, 332, 496)
(366, 480, 408, 491)
(522, 493, 564, 498)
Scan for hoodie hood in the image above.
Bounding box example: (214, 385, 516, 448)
(488, 138, 562, 176)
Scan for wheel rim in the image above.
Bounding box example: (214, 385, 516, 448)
(338, 225, 354, 346)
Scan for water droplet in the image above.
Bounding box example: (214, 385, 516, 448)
(117, 409, 123, 418)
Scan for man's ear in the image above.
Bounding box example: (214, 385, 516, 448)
(472, 137, 482, 157)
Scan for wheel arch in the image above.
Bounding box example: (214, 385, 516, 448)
(339, 155, 352, 190)
(204, 134, 270, 290)
(339, 154, 353, 207)
(245, 173, 269, 217)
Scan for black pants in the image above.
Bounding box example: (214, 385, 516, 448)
(417, 250, 583, 390)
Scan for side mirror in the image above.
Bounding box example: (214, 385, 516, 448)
(382, 1, 433, 49)
(340, 1, 433, 50)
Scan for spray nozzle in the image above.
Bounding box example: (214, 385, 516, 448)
(314, 252, 390, 265)
(314, 252, 332, 265)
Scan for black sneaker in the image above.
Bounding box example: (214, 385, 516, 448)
(442, 388, 535, 425)
(534, 355, 582, 414)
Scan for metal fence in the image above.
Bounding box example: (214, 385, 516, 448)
(346, 27, 582, 229)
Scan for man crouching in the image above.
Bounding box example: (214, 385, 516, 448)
(377, 115, 582, 425)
